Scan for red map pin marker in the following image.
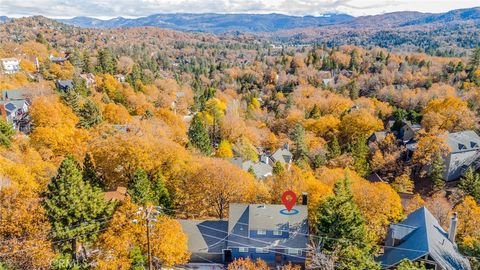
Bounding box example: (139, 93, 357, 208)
(282, 190, 297, 212)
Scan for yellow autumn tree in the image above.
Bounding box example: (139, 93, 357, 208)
(94, 199, 189, 269)
(29, 95, 88, 160)
(0, 153, 55, 269)
(179, 158, 262, 219)
(421, 97, 476, 132)
(216, 140, 234, 158)
(453, 196, 480, 250)
(340, 109, 383, 143)
(228, 258, 269, 270)
(413, 130, 450, 166)
(403, 194, 424, 215)
(103, 103, 132, 124)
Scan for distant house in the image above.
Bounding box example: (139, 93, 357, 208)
(1, 58, 20, 74)
(322, 78, 334, 87)
(56, 80, 73, 92)
(368, 131, 388, 145)
(270, 144, 293, 166)
(80, 73, 95, 88)
(179, 199, 308, 267)
(49, 54, 68, 64)
(443, 130, 480, 181)
(0, 89, 31, 132)
(230, 144, 293, 179)
(399, 121, 421, 143)
(114, 74, 126, 83)
(230, 157, 273, 179)
(377, 207, 471, 269)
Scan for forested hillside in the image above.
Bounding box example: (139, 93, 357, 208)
(0, 15, 480, 269)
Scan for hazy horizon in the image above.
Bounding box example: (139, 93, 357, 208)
(1, 0, 479, 20)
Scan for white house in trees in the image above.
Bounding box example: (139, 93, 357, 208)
(1, 58, 20, 74)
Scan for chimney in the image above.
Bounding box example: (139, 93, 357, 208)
(448, 212, 458, 243)
(302, 192, 308, 206)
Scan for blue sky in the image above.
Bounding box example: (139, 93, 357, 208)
(1, 0, 479, 18)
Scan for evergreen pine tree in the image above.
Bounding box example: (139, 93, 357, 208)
(152, 173, 173, 214)
(72, 77, 88, 96)
(291, 123, 308, 164)
(61, 89, 80, 113)
(43, 155, 114, 263)
(128, 169, 154, 206)
(350, 139, 370, 177)
(188, 114, 212, 155)
(316, 175, 369, 249)
(459, 167, 480, 201)
(349, 49, 359, 71)
(82, 153, 103, 189)
(430, 154, 446, 190)
(327, 137, 341, 159)
(97, 48, 116, 74)
(77, 99, 103, 128)
(308, 104, 321, 119)
(316, 174, 379, 269)
(0, 119, 15, 147)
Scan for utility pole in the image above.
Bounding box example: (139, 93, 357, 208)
(134, 206, 162, 270)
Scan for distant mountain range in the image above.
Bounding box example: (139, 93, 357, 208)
(47, 7, 479, 34)
(0, 8, 478, 52)
(55, 13, 354, 33)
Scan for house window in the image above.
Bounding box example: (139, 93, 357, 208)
(287, 249, 302, 255)
(238, 247, 249, 253)
(255, 248, 268, 253)
(257, 229, 267, 235)
(458, 144, 467, 150)
(273, 230, 282, 236)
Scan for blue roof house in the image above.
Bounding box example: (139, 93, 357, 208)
(377, 207, 471, 269)
(178, 195, 309, 268)
(226, 203, 308, 266)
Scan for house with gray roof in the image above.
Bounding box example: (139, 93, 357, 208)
(270, 144, 293, 166)
(229, 144, 293, 179)
(399, 121, 421, 143)
(443, 130, 480, 181)
(0, 89, 31, 132)
(230, 157, 273, 179)
(377, 207, 471, 269)
(179, 198, 309, 268)
(227, 203, 308, 266)
(56, 80, 73, 92)
(178, 220, 228, 263)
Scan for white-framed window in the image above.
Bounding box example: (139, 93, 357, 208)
(273, 230, 282, 236)
(257, 229, 267, 235)
(255, 248, 268, 253)
(238, 247, 249, 253)
(287, 248, 302, 255)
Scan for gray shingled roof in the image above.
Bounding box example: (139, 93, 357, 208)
(378, 207, 471, 269)
(178, 220, 228, 254)
(446, 131, 480, 153)
(229, 158, 273, 179)
(1, 89, 28, 100)
(227, 204, 308, 249)
(271, 148, 293, 165)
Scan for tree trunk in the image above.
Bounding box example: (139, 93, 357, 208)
(72, 238, 77, 264)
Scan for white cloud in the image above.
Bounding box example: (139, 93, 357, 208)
(0, 0, 478, 18)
